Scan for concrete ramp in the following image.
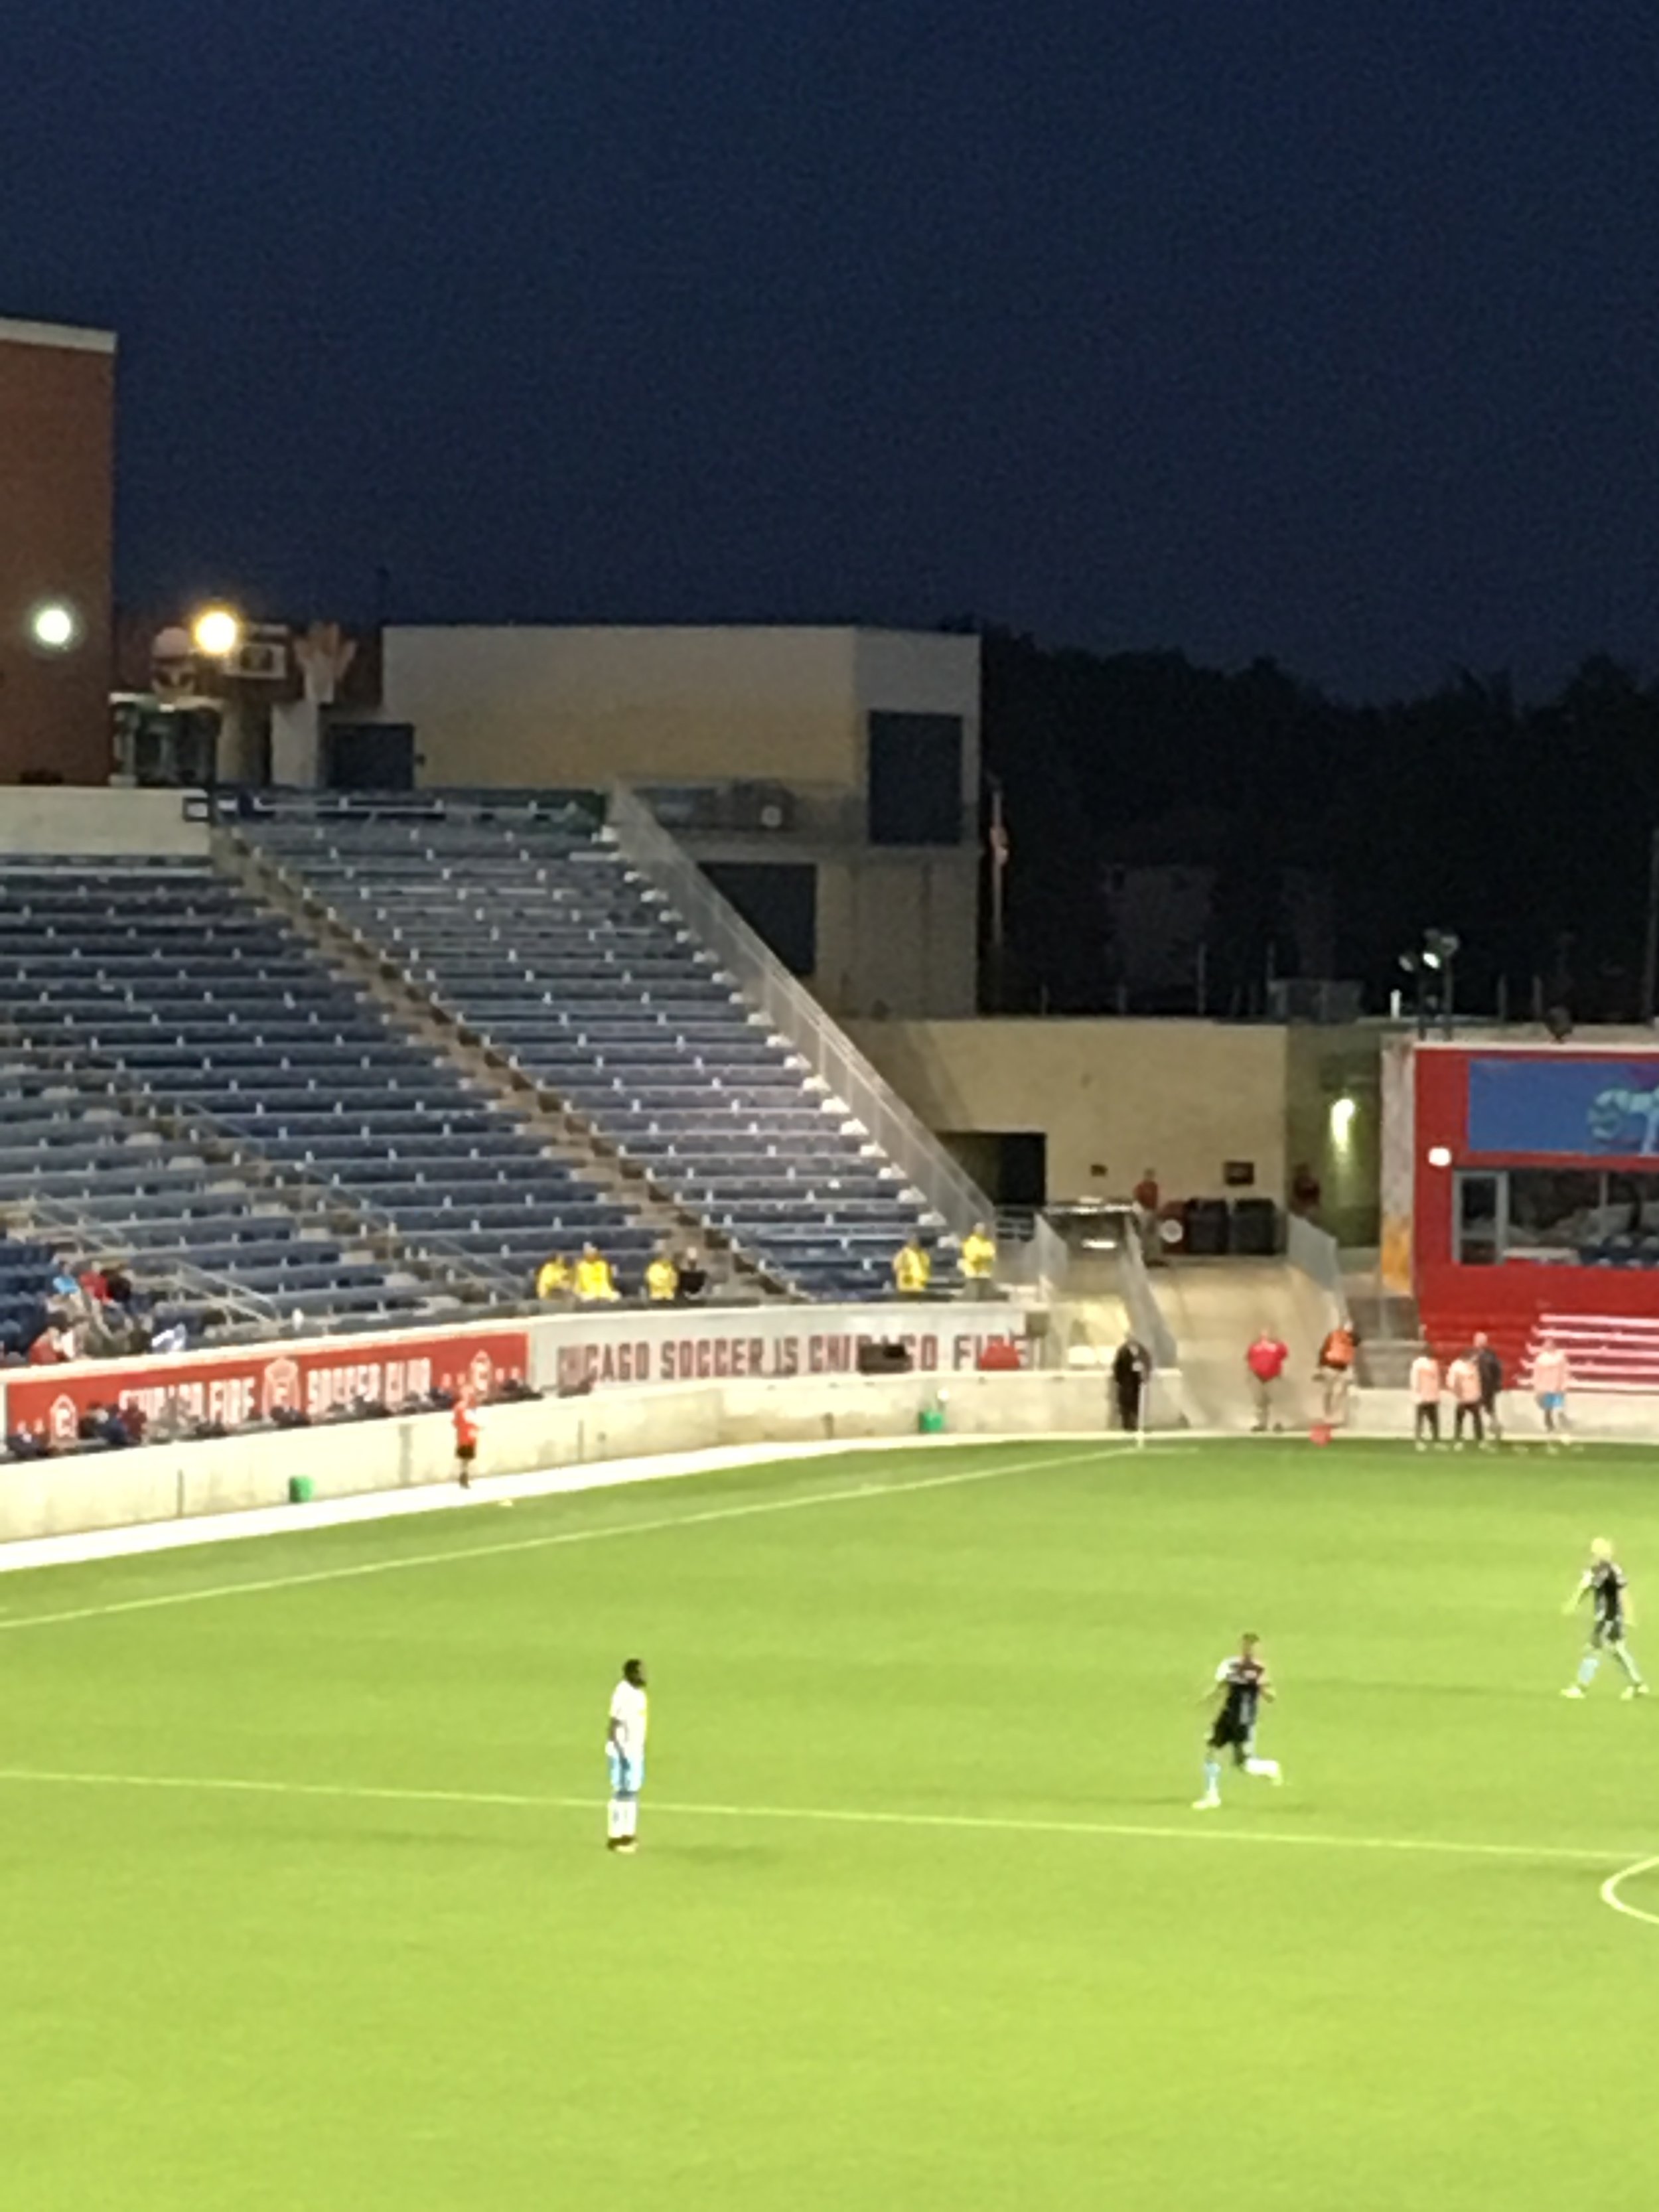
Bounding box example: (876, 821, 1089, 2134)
(1148, 1259, 1342, 1430)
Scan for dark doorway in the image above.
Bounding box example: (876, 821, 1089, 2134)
(701, 861, 818, 974)
(940, 1130, 1047, 1207)
(326, 723, 416, 791)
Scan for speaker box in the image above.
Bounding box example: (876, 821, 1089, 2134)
(1230, 1198, 1279, 1256)
(1185, 1199, 1230, 1256)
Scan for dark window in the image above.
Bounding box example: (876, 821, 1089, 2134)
(867, 713, 964, 846)
(701, 862, 817, 975)
(940, 1130, 1046, 1207)
(327, 723, 415, 791)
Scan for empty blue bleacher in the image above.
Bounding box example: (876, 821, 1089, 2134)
(246, 798, 940, 1296)
(0, 859, 656, 1320)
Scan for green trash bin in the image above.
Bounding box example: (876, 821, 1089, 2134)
(289, 1475, 315, 1505)
(918, 1406, 946, 1436)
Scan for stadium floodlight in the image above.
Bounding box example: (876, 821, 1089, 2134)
(1427, 1145, 1453, 1168)
(191, 605, 243, 659)
(28, 600, 80, 652)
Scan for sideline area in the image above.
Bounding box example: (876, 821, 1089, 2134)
(0, 1428, 1133, 1582)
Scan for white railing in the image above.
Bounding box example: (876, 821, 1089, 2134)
(1287, 1212, 1348, 1321)
(606, 784, 995, 1244)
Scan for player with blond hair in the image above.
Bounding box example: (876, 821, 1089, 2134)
(1562, 1540, 1648, 1700)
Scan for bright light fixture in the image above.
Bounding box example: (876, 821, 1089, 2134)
(191, 605, 243, 658)
(29, 600, 80, 652)
(1329, 1096, 1358, 1141)
(1427, 1145, 1453, 1168)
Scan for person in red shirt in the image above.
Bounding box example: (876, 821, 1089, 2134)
(453, 1388, 482, 1489)
(1246, 1330, 1290, 1432)
(27, 1323, 65, 1365)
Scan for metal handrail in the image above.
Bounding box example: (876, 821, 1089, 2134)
(605, 784, 995, 1243)
(5, 1189, 283, 1328)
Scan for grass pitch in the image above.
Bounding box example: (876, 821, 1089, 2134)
(2, 1436, 1657, 2209)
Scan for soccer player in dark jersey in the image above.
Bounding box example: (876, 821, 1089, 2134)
(1194, 1632, 1284, 1809)
(1562, 1538, 1649, 1700)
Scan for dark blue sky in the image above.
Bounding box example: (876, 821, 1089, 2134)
(6, 0, 1658, 697)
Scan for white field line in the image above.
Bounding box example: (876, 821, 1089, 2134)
(0, 1761, 1637, 1872)
(0, 1440, 1154, 1635)
(1600, 1856, 1659, 1926)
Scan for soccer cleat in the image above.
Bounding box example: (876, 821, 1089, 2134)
(1192, 1793, 1221, 1811)
(1561, 1684, 1586, 1699)
(1622, 1684, 1650, 1700)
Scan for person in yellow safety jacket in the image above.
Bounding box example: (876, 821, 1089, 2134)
(574, 1243, 620, 1303)
(645, 1252, 680, 1303)
(536, 1254, 572, 1300)
(959, 1222, 997, 1294)
(893, 1236, 932, 1297)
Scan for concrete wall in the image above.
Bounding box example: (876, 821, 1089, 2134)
(385, 627, 859, 790)
(0, 319, 115, 786)
(846, 1018, 1295, 1205)
(0, 786, 210, 856)
(816, 851, 978, 1019)
(383, 625, 981, 800)
(0, 1370, 1112, 1545)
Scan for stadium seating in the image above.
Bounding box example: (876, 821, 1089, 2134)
(0, 1228, 55, 1356)
(0, 859, 656, 1323)
(243, 796, 942, 1297)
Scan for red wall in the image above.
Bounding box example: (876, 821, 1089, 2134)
(1413, 1043, 1659, 1364)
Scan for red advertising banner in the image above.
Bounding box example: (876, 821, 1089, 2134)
(4, 1328, 531, 1450)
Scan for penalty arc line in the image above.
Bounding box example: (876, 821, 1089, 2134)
(0, 1762, 1640, 1872)
(0, 1439, 1159, 1635)
(1600, 1856, 1659, 1927)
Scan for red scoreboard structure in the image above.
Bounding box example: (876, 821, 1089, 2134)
(1383, 1039, 1659, 1390)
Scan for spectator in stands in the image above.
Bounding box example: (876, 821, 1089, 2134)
(27, 1316, 68, 1364)
(893, 1235, 932, 1298)
(959, 1222, 997, 1299)
(676, 1248, 709, 1302)
(1472, 1331, 1504, 1444)
(1315, 1321, 1358, 1425)
(1112, 1335, 1151, 1434)
(1533, 1334, 1571, 1442)
(575, 1244, 620, 1303)
(79, 1263, 109, 1303)
(536, 1252, 572, 1301)
(1447, 1351, 1484, 1447)
(646, 1250, 680, 1303)
(1132, 1168, 1163, 1262)
(1246, 1329, 1290, 1432)
(1410, 1351, 1443, 1449)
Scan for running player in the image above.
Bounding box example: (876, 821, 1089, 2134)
(606, 1658, 650, 1852)
(1562, 1540, 1649, 1700)
(1194, 1633, 1283, 1808)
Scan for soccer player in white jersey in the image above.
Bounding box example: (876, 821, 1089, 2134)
(606, 1658, 650, 1853)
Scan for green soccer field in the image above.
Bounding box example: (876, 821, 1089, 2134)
(3, 1436, 1658, 2209)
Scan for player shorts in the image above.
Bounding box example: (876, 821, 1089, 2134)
(1537, 1392, 1564, 1414)
(455, 1443, 476, 1465)
(607, 1747, 645, 1795)
(1207, 1715, 1253, 1761)
(1591, 1616, 1624, 1649)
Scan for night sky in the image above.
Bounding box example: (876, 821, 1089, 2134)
(6, 0, 1658, 698)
